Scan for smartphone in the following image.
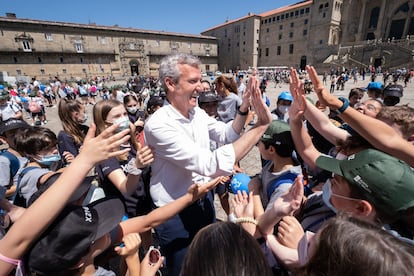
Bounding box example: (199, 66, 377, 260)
(148, 246, 161, 265)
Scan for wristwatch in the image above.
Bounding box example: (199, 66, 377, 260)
(334, 97, 349, 114)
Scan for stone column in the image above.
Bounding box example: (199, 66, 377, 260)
(374, 0, 387, 39)
(402, 5, 414, 38)
(357, 0, 368, 41)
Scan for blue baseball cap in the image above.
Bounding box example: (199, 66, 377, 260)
(278, 91, 293, 101)
(366, 82, 383, 90)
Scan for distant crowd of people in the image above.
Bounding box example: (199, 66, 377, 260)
(0, 53, 413, 276)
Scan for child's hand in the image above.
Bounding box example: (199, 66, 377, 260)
(141, 247, 164, 275)
(114, 232, 141, 257)
(62, 151, 75, 163)
(135, 142, 154, 169)
(187, 177, 222, 202)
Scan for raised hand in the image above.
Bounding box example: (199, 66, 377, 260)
(272, 175, 304, 218)
(289, 68, 307, 123)
(250, 77, 272, 127)
(135, 141, 154, 169)
(306, 65, 334, 107)
(80, 123, 131, 166)
(231, 190, 254, 218)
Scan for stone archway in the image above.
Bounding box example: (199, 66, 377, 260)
(129, 59, 139, 76)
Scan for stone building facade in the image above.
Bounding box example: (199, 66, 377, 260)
(202, 0, 414, 71)
(0, 14, 218, 81)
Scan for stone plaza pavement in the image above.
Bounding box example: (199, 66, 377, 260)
(42, 75, 414, 220)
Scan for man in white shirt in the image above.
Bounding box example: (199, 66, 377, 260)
(144, 53, 272, 275)
(237, 74, 246, 98)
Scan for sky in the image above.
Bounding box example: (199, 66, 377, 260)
(1, 0, 297, 35)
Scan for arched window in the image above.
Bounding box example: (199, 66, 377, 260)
(369, 7, 380, 29)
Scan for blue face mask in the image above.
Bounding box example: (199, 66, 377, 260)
(112, 116, 130, 133)
(322, 179, 338, 213)
(35, 154, 61, 167)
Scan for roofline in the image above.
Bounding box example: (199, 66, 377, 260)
(259, 0, 313, 17)
(0, 16, 216, 40)
(201, 13, 261, 33)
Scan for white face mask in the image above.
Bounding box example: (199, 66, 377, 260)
(127, 106, 138, 114)
(297, 231, 316, 265)
(112, 116, 130, 133)
(322, 179, 338, 213)
(278, 105, 290, 114)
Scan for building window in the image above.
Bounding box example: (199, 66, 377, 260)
(259, 48, 262, 57)
(40, 69, 45, 75)
(22, 40, 32, 52)
(45, 33, 52, 41)
(305, 7, 310, 13)
(277, 15, 280, 21)
(281, 14, 285, 20)
(319, 40, 323, 44)
(303, 29, 308, 36)
(224, 29, 227, 37)
(322, 12, 326, 18)
(100, 37, 106, 44)
(277, 46, 281, 55)
(60, 57, 64, 63)
(38, 57, 42, 63)
(280, 25, 283, 30)
(80, 57, 83, 63)
(267, 28, 270, 33)
(265, 48, 269, 56)
(75, 41, 83, 53)
(295, 10, 299, 16)
(279, 34, 282, 40)
(129, 42, 135, 50)
(237, 42, 239, 47)
(304, 19, 308, 25)
(286, 13, 289, 18)
(13, 57, 18, 63)
(273, 17, 276, 22)
(62, 69, 67, 74)
(290, 22, 294, 27)
(289, 32, 293, 38)
(300, 9, 305, 15)
(16, 69, 21, 75)
(289, 44, 294, 54)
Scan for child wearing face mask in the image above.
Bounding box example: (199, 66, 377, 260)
(271, 91, 293, 122)
(57, 99, 89, 165)
(13, 126, 70, 207)
(124, 94, 145, 145)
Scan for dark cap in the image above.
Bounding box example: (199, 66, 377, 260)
(383, 84, 403, 98)
(0, 118, 29, 135)
(260, 120, 295, 148)
(27, 197, 124, 274)
(198, 91, 218, 104)
(147, 96, 164, 110)
(316, 149, 414, 217)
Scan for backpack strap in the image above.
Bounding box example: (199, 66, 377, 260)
(266, 172, 298, 200)
(0, 151, 20, 184)
(10, 166, 38, 204)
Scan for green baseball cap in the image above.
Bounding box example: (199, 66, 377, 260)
(260, 120, 295, 148)
(316, 149, 414, 217)
(0, 88, 9, 100)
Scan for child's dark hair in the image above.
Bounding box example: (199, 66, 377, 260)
(15, 127, 57, 157)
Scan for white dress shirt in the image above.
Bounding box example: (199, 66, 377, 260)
(144, 103, 239, 206)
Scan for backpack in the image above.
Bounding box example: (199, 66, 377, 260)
(29, 98, 41, 113)
(12, 166, 38, 207)
(0, 150, 20, 186)
(79, 86, 88, 96)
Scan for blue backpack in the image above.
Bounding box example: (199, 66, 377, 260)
(0, 150, 20, 186)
